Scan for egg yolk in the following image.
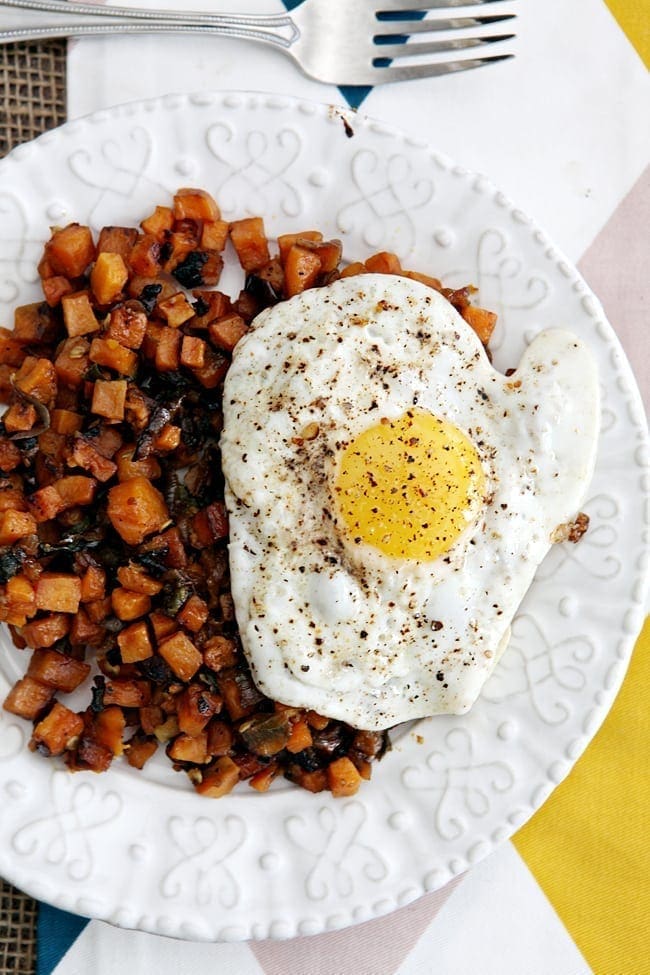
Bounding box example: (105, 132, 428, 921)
(334, 409, 486, 561)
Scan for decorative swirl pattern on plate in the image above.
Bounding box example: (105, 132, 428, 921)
(285, 802, 388, 901)
(482, 616, 597, 725)
(207, 122, 303, 218)
(0, 91, 646, 943)
(402, 728, 515, 840)
(160, 814, 245, 907)
(11, 771, 121, 881)
(337, 149, 434, 253)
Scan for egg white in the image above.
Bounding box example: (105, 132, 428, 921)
(220, 275, 600, 730)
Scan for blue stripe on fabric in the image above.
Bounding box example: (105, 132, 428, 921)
(37, 904, 89, 975)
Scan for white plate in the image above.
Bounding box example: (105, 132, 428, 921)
(0, 91, 647, 942)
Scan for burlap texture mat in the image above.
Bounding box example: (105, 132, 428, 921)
(0, 39, 67, 975)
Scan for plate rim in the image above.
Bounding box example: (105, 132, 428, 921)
(0, 88, 647, 942)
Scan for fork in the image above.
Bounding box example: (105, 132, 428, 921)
(0, 0, 515, 86)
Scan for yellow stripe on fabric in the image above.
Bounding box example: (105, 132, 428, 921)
(514, 617, 650, 975)
(603, 0, 650, 67)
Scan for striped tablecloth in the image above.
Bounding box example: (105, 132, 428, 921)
(4, 1, 650, 973)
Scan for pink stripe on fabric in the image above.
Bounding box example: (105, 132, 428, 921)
(251, 878, 463, 975)
(579, 165, 650, 410)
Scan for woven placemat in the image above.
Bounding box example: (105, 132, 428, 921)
(0, 39, 66, 157)
(0, 38, 67, 975)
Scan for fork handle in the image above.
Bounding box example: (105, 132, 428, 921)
(0, 0, 298, 47)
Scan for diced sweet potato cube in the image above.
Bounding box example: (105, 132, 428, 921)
(80, 565, 106, 602)
(6, 573, 37, 626)
(89, 337, 137, 376)
(128, 234, 162, 277)
(0, 439, 22, 473)
(249, 763, 280, 792)
(176, 683, 222, 737)
(69, 439, 117, 483)
(190, 502, 228, 548)
(117, 619, 153, 663)
(116, 563, 163, 596)
(102, 678, 151, 708)
(180, 335, 206, 369)
(177, 594, 208, 634)
(200, 219, 229, 252)
(140, 320, 164, 362)
(149, 611, 178, 642)
(327, 756, 362, 797)
(61, 292, 100, 337)
(284, 244, 322, 297)
(462, 304, 498, 345)
(14, 356, 57, 405)
(3, 675, 54, 719)
(97, 225, 139, 259)
(206, 719, 234, 757)
(190, 347, 228, 389)
(286, 718, 313, 754)
(126, 735, 158, 769)
(55, 337, 90, 388)
(31, 702, 84, 756)
(191, 290, 232, 328)
(364, 251, 402, 275)
(55, 475, 97, 508)
(163, 230, 199, 276)
(203, 636, 238, 672)
(277, 230, 323, 263)
(90, 252, 128, 306)
(91, 379, 127, 420)
(106, 303, 148, 350)
(140, 205, 174, 240)
(28, 485, 64, 522)
(3, 401, 37, 435)
(0, 484, 26, 514)
(0, 326, 27, 367)
(93, 705, 126, 757)
(158, 631, 202, 682)
(229, 217, 270, 272)
(27, 649, 89, 693)
(13, 301, 57, 343)
(51, 409, 83, 435)
(45, 223, 95, 278)
(111, 587, 151, 621)
(339, 261, 368, 279)
(157, 292, 195, 328)
(21, 613, 70, 649)
(69, 607, 105, 648)
(154, 327, 182, 373)
(168, 731, 210, 765)
(0, 509, 37, 544)
(70, 716, 114, 772)
(107, 476, 170, 545)
(217, 668, 265, 721)
(42, 275, 74, 307)
(403, 269, 443, 291)
(288, 766, 328, 793)
(85, 597, 111, 624)
(174, 188, 221, 223)
(305, 710, 330, 730)
(152, 424, 181, 453)
(208, 313, 248, 352)
(193, 755, 240, 797)
(115, 445, 162, 482)
(36, 573, 82, 614)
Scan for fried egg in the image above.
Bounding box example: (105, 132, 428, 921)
(220, 275, 599, 730)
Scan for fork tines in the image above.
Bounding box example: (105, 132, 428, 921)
(372, 0, 516, 76)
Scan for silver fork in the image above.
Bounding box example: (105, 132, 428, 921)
(0, 0, 516, 86)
